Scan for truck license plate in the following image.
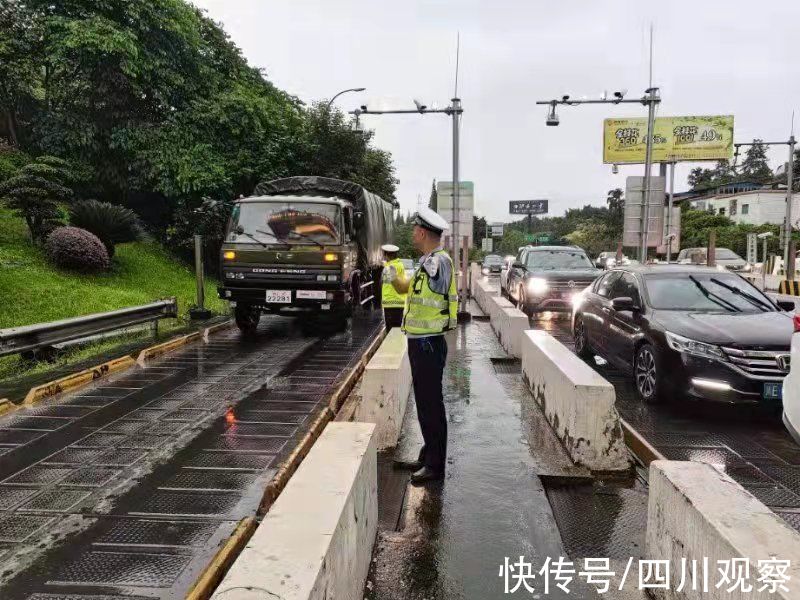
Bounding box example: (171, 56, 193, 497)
(265, 290, 292, 303)
(763, 382, 783, 401)
(296, 290, 326, 300)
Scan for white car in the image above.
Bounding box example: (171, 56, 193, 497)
(782, 314, 800, 445)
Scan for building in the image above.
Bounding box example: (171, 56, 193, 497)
(686, 182, 799, 227)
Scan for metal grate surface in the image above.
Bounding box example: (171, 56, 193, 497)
(60, 467, 121, 488)
(162, 409, 207, 422)
(92, 448, 147, 467)
(131, 490, 241, 517)
(26, 595, 152, 600)
(206, 435, 288, 454)
(0, 486, 41, 510)
(51, 550, 191, 587)
(546, 484, 648, 560)
(0, 429, 45, 445)
(0, 515, 55, 542)
(182, 452, 274, 471)
(4, 417, 71, 431)
(43, 448, 104, 465)
(72, 433, 127, 448)
(19, 489, 91, 512)
(95, 519, 219, 547)
(224, 422, 297, 437)
(490, 358, 522, 375)
(742, 484, 800, 508)
(160, 470, 257, 491)
(5, 466, 73, 485)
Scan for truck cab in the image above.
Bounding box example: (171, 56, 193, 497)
(218, 177, 394, 334)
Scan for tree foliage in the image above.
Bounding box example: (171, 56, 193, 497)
(1, 0, 398, 255)
(740, 140, 773, 183)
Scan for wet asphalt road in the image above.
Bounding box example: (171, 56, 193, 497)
(0, 311, 383, 599)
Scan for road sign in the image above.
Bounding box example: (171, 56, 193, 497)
(623, 176, 666, 248)
(509, 200, 548, 215)
(481, 237, 493, 252)
(746, 233, 758, 264)
(490, 223, 504, 237)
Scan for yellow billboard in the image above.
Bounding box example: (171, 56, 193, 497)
(603, 115, 734, 164)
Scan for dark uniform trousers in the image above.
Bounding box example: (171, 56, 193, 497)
(407, 335, 448, 473)
(383, 307, 404, 330)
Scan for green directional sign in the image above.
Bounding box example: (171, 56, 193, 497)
(526, 233, 554, 244)
(524, 234, 536, 242)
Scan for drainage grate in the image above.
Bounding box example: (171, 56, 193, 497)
(120, 436, 169, 450)
(19, 489, 91, 512)
(5, 465, 74, 485)
(60, 467, 121, 488)
(62, 397, 116, 407)
(144, 399, 188, 410)
(50, 550, 191, 587)
(131, 489, 241, 517)
(183, 452, 274, 471)
(102, 421, 149, 435)
(124, 409, 166, 422)
(95, 519, 220, 547)
(253, 401, 319, 412)
(490, 358, 522, 375)
(0, 429, 45, 445)
(93, 448, 147, 467)
(234, 410, 309, 424)
(26, 406, 95, 418)
(0, 486, 41, 510)
(224, 422, 297, 437)
(79, 387, 137, 398)
(141, 423, 189, 436)
(162, 409, 207, 422)
(4, 416, 71, 431)
(0, 514, 55, 542)
(160, 470, 258, 492)
(72, 433, 127, 448)
(743, 484, 800, 508)
(207, 436, 288, 454)
(43, 448, 105, 465)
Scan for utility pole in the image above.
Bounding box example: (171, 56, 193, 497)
(666, 161, 676, 263)
(734, 136, 796, 267)
(535, 87, 661, 263)
(349, 100, 465, 300)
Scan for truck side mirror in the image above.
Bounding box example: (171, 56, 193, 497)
(353, 211, 365, 229)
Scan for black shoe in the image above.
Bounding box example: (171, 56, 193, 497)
(410, 466, 445, 484)
(393, 459, 423, 471)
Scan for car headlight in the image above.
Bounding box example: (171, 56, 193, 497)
(743, 264, 753, 272)
(527, 277, 548, 294)
(482, 267, 490, 275)
(665, 331, 726, 360)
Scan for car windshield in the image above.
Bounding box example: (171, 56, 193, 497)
(483, 255, 502, 265)
(525, 250, 593, 269)
(227, 201, 341, 244)
(715, 249, 741, 260)
(644, 273, 774, 313)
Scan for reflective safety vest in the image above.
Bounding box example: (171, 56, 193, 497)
(381, 258, 407, 308)
(401, 249, 458, 335)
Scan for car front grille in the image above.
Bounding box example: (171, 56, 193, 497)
(722, 347, 791, 379)
(548, 280, 595, 291)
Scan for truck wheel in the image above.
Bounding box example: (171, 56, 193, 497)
(234, 304, 261, 336)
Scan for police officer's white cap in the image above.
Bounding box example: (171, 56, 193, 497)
(381, 244, 400, 252)
(413, 207, 450, 234)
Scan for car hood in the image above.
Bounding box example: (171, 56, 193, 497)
(526, 268, 601, 280)
(652, 310, 794, 348)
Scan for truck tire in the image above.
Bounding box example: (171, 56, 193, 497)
(234, 304, 261, 336)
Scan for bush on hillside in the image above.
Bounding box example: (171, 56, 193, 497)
(68, 200, 143, 257)
(45, 227, 109, 273)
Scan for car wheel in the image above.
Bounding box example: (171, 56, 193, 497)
(573, 315, 592, 358)
(518, 286, 530, 316)
(634, 343, 663, 403)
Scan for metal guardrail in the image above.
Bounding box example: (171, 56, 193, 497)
(0, 299, 178, 357)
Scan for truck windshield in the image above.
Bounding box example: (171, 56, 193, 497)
(228, 201, 341, 245)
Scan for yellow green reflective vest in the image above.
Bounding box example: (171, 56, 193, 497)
(381, 258, 407, 308)
(401, 249, 458, 335)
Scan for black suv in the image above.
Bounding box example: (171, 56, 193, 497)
(505, 246, 601, 314)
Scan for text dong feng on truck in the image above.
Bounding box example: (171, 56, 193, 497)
(218, 176, 398, 334)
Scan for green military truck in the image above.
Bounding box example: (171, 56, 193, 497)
(218, 176, 397, 334)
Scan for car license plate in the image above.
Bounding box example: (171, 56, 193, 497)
(763, 382, 783, 401)
(297, 290, 326, 300)
(265, 290, 292, 303)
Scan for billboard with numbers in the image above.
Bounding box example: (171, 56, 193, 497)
(603, 115, 734, 164)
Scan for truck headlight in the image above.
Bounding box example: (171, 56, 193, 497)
(665, 331, 726, 360)
(327, 274, 338, 282)
(527, 277, 548, 295)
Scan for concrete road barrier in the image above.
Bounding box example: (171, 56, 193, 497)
(521, 330, 629, 472)
(353, 328, 411, 450)
(213, 422, 378, 600)
(473, 279, 528, 357)
(470, 262, 482, 296)
(647, 460, 800, 600)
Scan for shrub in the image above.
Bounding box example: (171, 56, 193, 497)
(0, 156, 72, 241)
(68, 200, 143, 257)
(45, 227, 109, 273)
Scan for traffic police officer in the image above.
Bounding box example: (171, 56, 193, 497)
(380, 244, 406, 330)
(387, 207, 456, 484)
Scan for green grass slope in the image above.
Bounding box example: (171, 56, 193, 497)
(0, 208, 225, 328)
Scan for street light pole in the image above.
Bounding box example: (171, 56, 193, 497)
(326, 87, 366, 110)
(349, 101, 466, 304)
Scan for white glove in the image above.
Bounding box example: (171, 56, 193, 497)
(382, 265, 397, 283)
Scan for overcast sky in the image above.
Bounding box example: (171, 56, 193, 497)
(192, 0, 798, 223)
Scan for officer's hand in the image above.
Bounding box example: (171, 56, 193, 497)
(382, 265, 397, 283)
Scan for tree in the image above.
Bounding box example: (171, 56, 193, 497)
(740, 139, 773, 183)
(565, 218, 617, 256)
(688, 166, 715, 190)
(0, 155, 73, 240)
(428, 179, 437, 211)
(606, 188, 624, 231)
